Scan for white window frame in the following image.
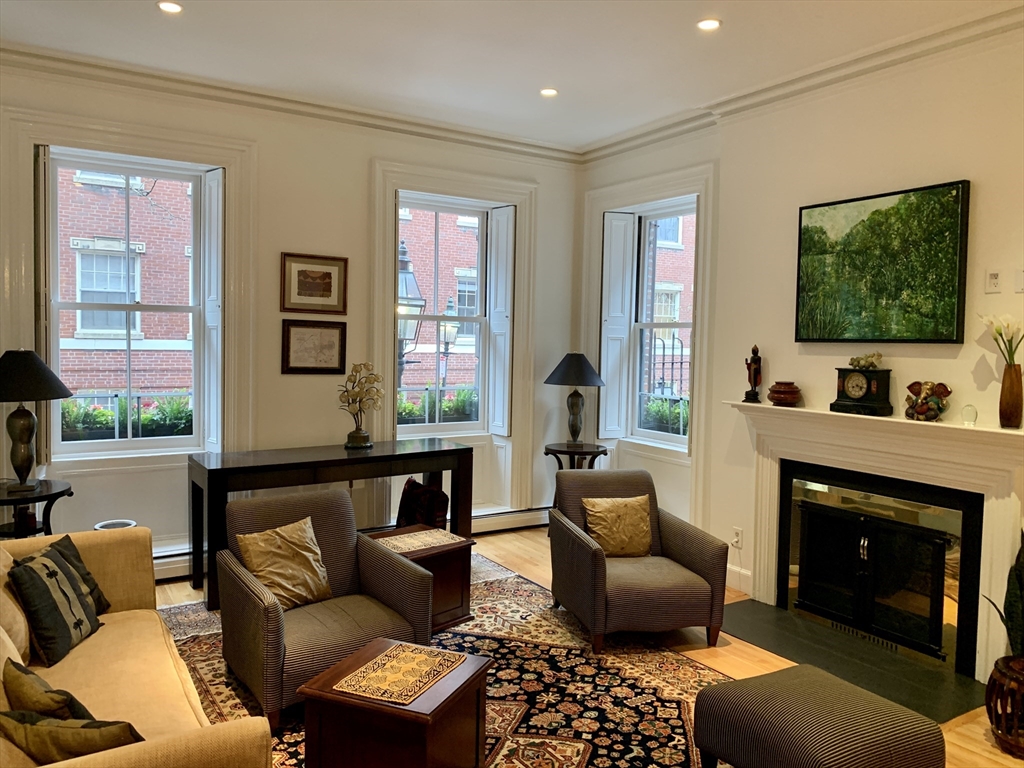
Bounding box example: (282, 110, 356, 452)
(48, 148, 210, 458)
(396, 195, 489, 437)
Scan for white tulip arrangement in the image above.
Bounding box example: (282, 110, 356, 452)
(980, 314, 1022, 366)
(338, 362, 383, 433)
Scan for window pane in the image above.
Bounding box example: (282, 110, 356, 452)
(58, 167, 126, 302)
(638, 214, 695, 323)
(636, 327, 691, 437)
(57, 310, 128, 442)
(399, 209, 438, 316)
(656, 217, 680, 244)
(128, 175, 193, 306)
(397, 321, 481, 425)
(130, 312, 195, 438)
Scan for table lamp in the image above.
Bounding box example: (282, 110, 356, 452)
(0, 349, 72, 492)
(544, 353, 605, 444)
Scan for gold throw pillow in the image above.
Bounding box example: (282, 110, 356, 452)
(236, 517, 332, 610)
(582, 495, 652, 557)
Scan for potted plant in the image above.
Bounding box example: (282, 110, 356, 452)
(984, 531, 1024, 758)
(338, 362, 383, 449)
(979, 314, 1022, 428)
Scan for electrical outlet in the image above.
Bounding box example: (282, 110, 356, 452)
(731, 527, 743, 549)
(986, 269, 1002, 294)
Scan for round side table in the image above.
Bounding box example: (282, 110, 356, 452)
(543, 442, 608, 471)
(0, 480, 74, 539)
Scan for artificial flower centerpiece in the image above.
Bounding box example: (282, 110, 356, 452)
(338, 362, 383, 449)
(980, 314, 1023, 429)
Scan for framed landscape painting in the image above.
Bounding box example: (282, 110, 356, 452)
(281, 252, 348, 315)
(795, 180, 970, 343)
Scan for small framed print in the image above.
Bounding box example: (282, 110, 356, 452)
(282, 319, 347, 375)
(281, 252, 348, 315)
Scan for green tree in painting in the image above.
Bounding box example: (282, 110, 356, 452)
(797, 185, 963, 340)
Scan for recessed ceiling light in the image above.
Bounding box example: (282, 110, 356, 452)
(540, 88, 558, 98)
(157, 1, 183, 13)
(697, 18, 721, 31)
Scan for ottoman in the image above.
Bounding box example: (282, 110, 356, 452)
(693, 665, 945, 768)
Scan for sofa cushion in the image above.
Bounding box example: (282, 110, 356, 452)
(7, 549, 101, 666)
(0, 548, 30, 664)
(28, 610, 207, 742)
(604, 556, 712, 633)
(582, 495, 652, 557)
(3, 660, 92, 721)
(0, 711, 143, 765)
(236, 516, 332, 610)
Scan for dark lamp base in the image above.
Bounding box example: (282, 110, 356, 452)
(5, 480, 40, 493)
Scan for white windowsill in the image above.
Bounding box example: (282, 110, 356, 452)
(48, 448, 197, 470)
(614, 436, 691, 466)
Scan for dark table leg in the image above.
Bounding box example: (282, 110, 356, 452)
(40, 492, 70, 536)
(189, 479, 205, 590)
(204, 477, 228, 610)
(546, 452, 564, 470)
(587, 454, 602, 469)
(449, 452, 473, 537)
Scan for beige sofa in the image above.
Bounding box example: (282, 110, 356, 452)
(0, 527, 271, 767)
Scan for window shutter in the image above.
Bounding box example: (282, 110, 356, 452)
(35, 146, 53, 466)
(486, 205, 515, 436)
(598, 211, 635, 440)
(201, 168, 225, 452)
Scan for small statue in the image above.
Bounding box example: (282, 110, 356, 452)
(744, 345, 762, 403)
(849, 352, 883, 370)
(905, 381, 951, 422)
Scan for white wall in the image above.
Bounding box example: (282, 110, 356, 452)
(581, 32, 1024, 588)
(0, 63, 577, 547)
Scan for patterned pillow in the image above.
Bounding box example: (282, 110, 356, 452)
(582, 495, 653, 557)
(15, 537, 110, 616)
(2, 659, 93, 720)
(0, 711, 143, 765)
(6, 549, 102, 666)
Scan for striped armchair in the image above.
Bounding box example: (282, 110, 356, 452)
(550, 469, 728, 652)
(216, 489, 433, 728)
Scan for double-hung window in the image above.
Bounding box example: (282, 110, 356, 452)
(599, 197, 698, 448)
(395, 192, 514, 436)
(46, 147, 221, 455)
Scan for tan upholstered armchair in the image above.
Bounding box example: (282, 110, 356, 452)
(217, 489, 433, 727)
(549, 469, 728, 652)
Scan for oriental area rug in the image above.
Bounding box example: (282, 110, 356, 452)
(162, 555, 729, 768)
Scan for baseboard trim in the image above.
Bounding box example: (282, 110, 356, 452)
(155, 552, 204, 581)
(727, 563, 753, 596)
(472, 509, 549, 533)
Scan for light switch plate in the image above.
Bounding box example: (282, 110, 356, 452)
(1015, 269, 1024, 294)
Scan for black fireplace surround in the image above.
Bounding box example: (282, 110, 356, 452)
(776, 460, 983, 678)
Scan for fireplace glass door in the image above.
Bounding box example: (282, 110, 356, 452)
(796, 500, 950, 659)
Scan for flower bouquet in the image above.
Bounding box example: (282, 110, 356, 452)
(980, 314, 1023, 429)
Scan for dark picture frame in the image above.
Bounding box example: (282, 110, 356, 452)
(280, 252, 348, 315)
(795, 180, 970, 343)
(281, 319, 347, 374)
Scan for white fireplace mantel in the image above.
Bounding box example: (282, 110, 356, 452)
(728, 400, 1024, 682)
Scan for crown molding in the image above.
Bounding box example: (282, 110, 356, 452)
(2, 6, 1021, 167)
(0, 43, 581, 166)
(706, 5, 1024, 120)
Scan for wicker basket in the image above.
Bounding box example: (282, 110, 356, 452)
(986, 655, 1024, 758)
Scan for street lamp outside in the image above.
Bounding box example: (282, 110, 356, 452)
(439, 296, 460, 389)
(396, 239, 425, 389)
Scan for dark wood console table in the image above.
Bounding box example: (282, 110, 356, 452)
(189, 439, 473, 610)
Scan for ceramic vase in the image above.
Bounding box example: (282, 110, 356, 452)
(999, 364, 1023, 429)
(767, 381, 801, 407)
(987, 655, 1024, 758)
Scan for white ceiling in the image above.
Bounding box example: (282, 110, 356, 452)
(1, 0, 1021, 151)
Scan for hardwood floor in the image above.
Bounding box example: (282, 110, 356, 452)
(162, 526, 1008, 767)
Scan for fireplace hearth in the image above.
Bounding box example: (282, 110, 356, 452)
(778, 460, 982, 676)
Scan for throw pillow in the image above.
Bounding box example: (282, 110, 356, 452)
(582, 495, 652, 557)
(0, 548, 30, 664)
(0, 711, 143, 765)
(16, 537, 110, 616)
(2, 659, 93, 720)
(6, 549, 102, 666)
(236, 516, 332, 610)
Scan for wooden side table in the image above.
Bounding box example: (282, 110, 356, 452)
(0, 480, 73, 539)
(369, 525, 474, 632)
(300, 637, 491, 768)
(543, 442, 608, 470)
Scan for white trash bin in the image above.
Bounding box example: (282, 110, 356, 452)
(94, 519, 137, 531)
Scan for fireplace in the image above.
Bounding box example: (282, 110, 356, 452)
(729, 401, 1023, 683)
(777, 460, 982, 677)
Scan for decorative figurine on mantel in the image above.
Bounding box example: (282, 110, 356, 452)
(849, 351, 883, 370)
(744, 345, 762, 403)
(905, 381, 951, 422)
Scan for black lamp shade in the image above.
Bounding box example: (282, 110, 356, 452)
(0, 350, 73, 403)
(544, 353, 605, 388)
